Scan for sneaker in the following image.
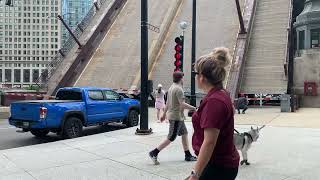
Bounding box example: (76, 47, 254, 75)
(185, 155, 197, 162)
(149, 151, 160, 165)
(242, 111, 245, 114)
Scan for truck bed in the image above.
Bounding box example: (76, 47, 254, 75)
(14, 100, 82, 103)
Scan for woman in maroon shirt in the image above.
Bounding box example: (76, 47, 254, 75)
(188, 48, 239, 180)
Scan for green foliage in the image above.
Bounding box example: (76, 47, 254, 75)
(25, 85, 41, 92)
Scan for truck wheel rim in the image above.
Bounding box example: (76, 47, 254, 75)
(131, 112, 138, 124)
(68, 121, 80, 137)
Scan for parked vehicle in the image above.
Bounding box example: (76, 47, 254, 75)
(9, 87, 140, 138)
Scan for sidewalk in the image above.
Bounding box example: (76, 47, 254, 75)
(0, 107, 320, 180)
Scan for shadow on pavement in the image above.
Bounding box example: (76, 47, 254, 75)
(0, 123, 127, 150)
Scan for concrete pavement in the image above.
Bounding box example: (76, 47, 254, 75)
(0, 107, 320, 179)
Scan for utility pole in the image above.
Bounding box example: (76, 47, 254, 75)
(136, 0, 152, 135)
(190, 0, 197, 107)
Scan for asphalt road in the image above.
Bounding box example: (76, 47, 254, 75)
(0, 118, 127, 151)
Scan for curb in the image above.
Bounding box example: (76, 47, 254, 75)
(131, 0, 183, 87)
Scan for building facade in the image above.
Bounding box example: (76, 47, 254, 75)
(61, 0, 92, 44)
(0, 0, 62, 88)
(293, 0, 320, 107)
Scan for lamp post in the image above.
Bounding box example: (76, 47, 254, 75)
(190, 0, 197, 107)
(136, 0, 152, 135)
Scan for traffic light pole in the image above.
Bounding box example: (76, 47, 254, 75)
(181, 34, 184, 72)
(136, 0, 152, 135)
(190, 0, 197, 107)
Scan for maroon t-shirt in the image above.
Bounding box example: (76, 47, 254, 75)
(192, 88, 239, 168)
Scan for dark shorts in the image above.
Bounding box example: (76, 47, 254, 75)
(200, 162, 238, 180)
(167, 120, 188, 142)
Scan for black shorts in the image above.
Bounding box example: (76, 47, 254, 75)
(200, 162, 238, 180)
(167, 120, 188, 142)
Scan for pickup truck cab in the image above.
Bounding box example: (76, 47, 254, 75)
(9, 87, 140, 138)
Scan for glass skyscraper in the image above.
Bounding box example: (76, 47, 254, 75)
(61, 0, 93, 44)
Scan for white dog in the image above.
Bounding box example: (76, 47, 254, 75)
(234, 125, 265, 165)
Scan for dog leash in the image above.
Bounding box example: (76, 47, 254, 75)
(234, 129, 240, 134)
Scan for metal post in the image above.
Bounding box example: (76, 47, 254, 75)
(190, 0, 196, 107)
(136, 0, 152, 135)
(181, 33, 184, 72)
(235, 0, 246, 34)
(93, 1, 100, 10)
(57, 15, 82, 48)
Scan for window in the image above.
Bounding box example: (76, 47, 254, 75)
(104, 90, 120, 100)
(14, 69, 21, 82)
(88, 90, 104, 100)
(23, 69, 30, 82)
(56, 90, 82, 100)
(311, 28, 320, 48)
(32, 69, 39, 82)
(5, 69, 11, 82)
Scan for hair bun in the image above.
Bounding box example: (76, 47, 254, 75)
(210, 47, 231, 68)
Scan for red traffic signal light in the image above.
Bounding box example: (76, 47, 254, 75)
(175, 52, 181, 60)
(175, 44, 182, 51)
(174, 60, 181, 67)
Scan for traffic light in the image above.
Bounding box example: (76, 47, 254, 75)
(174, 36, 184, 72)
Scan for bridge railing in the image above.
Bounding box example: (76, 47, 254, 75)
(284, 0, 293, 78)
(34, 0, 111, 90)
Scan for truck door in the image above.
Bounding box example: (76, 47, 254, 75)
(103, 90, 124, 119)
(86, 90, 109, 124)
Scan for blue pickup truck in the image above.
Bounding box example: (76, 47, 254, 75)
(9, 87, 140, 138)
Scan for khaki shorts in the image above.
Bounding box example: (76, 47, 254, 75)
(167, 120, 188, 142)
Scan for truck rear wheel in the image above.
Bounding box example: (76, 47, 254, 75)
(125, 110, 139, 127)
(63, 117, 83, 139)
(30, 129, 50, 138)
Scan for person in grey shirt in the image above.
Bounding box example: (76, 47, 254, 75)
(236, 94, 248, 114)
(149, 71, 197, 165)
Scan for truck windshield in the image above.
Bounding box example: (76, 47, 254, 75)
(56, 90, 82, 100)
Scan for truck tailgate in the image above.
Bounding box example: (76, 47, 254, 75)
(10, 102, 42, 121)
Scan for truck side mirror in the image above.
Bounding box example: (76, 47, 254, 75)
(118, 95, 124, 101)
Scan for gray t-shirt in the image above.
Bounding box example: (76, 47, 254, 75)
(166, 83, 185, 121)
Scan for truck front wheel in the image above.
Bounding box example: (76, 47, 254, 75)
(63, 117, 83, 139)
(30, 129, 50, 138)
(126, 110, 139, 127)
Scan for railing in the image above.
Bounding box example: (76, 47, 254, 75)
(284, 0, 293, 78)
(34, 0, 112, 90)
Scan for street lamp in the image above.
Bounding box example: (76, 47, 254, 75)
(179, 21, 188, 34)
(47, 13, 82, 48)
